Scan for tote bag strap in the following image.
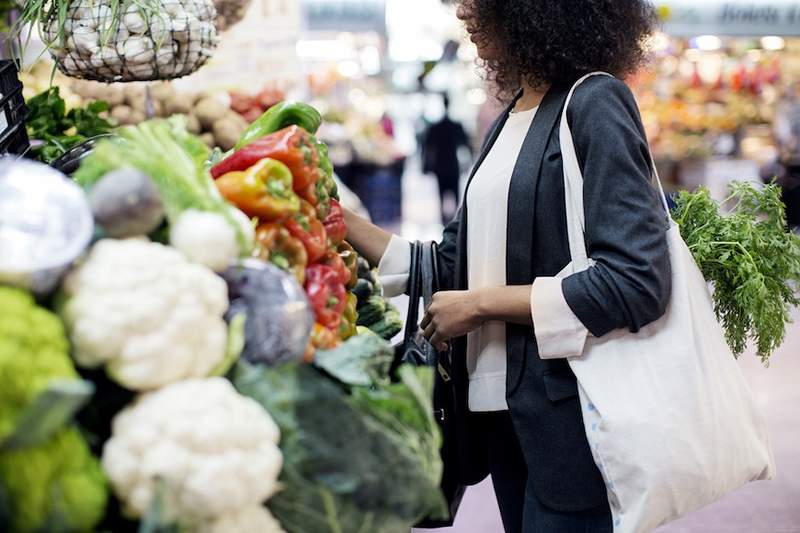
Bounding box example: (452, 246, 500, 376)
(559, 72, 672, 271)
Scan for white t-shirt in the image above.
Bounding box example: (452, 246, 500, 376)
(378, 106, 589, 413)
(462, 107, 538, 411)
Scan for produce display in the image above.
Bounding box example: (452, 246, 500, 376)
(0, 100, 446, 532)
(68, 80, 250, 150)
(633, 48, 781, 161)
(13, 0, 218, 82)
(25, 87, 114, 164)
(672, 182, 800, 363)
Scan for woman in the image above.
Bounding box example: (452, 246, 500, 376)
(345, 1, 671, 531)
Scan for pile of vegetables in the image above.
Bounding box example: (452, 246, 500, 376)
(69, 80, 250, 150)
(13, 0, 218, 82)
(673, 182, 800, 363)
(25, 87, 114, 164)
(0, 287, 107, 533)
(0, 99, 447, 532)
(210, 101, 357, 356)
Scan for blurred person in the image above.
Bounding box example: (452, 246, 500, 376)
(763, 86, 800, 229)
(422, 94, 473, 223)
(344, 1, 668, 532)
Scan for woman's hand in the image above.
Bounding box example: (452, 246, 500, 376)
(421, 290, 486, 350)
(421, 286, 535, 351)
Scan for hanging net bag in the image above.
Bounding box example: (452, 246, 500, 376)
(21, 0, 218, 82)
(213, 0, 252, 32)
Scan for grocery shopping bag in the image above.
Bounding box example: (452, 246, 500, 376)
(558, 73, 776, 533)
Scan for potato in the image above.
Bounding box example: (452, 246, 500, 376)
(212, 117, 245, 151)
(124, 84, 147, 109)
(111, 105, 134, 125)
(103, 87, 126, 107)
(164, 95, 193, 116)
(200, 132, 216, 147)
(149, 82, 176, 103)
(194, 96, 228, 130)
(129, 109, 146, 125)
(185, 113, 202, 134)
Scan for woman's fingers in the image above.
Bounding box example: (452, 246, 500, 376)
(430, 330, 449, 351)
(420, 310, 432, 330)
(423, 320, 436, 340)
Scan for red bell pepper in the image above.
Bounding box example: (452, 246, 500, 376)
(211, 125, 322, 194)
(322, 199, 347, 245)
(319, 247, 351, 286)
(305, 264, 347, 331)
(284, 200, 327, 263)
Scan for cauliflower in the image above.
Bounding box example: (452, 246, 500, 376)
(102, 378, 283, 524)
(170, 208, 254, 272)
(0, 428, 108, 533)
(0, 287, 107, 533)
(60, 239, 229, 390)
(196, 505, 286, 533)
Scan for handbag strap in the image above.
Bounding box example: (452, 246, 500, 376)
(559, 72, 673, 271)
(402, 241, 424, 341)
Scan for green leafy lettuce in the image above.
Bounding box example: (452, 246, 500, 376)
(232, 357, 446, 533)
(25, 87, 113, 164)
(73, 117, 250, 253)
(672, 182, 800, 363)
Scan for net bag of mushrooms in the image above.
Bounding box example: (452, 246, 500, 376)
(42, 0, 218, 82)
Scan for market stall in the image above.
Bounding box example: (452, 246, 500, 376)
(638, 1, 800, 198)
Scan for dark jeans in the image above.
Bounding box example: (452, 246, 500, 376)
(435, 170, 460, 224)
(479, 411, 613, 533)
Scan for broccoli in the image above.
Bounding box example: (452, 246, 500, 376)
(0, 428, 107, 533)
(0, 287, 78, 439)
(0, 287, 108, 532)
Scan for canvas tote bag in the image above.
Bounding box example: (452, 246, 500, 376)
(557, 72, 776, 533)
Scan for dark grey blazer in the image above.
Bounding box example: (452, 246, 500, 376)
(435, 75, 672, 511)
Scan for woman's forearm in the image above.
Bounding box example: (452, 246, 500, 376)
(476, 285, 534, 326)
(342, 207, 394, 266)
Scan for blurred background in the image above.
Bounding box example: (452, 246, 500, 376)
(2, 0, 799, 531)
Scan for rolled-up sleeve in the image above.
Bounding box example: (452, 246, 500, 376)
(538, 76, 672, 354)
(531, 277, 590, 359)
(377, 235, 412, 297)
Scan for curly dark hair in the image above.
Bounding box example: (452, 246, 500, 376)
(463, 0, 658, 101)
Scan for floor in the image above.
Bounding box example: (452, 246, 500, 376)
(392, 168, 800, 533)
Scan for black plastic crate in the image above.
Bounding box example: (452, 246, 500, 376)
(0, 60, 30, 157)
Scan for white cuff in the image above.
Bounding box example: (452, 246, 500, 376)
(377, 235, 412, 297)
(531, 277, 589, 360)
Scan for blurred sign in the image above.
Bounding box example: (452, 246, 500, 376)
(301, 0, 387, 34)
(659, 1, 800, 36)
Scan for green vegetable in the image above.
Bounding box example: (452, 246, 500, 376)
(0, 287, 107, 533)
(0, 427, 108, 533)
(232, 360, 446, 533)
(25, 87, 113, 164)
(236, 101, 323, 149)
(351, 278, 374, 306)
(369, 305, 403, 340)
(314, 335, 394, 387)
(0, 287, 80, 441)
(357, 294, 387, 327)
(672, 182, 800, 363)
(74, 117, 251, 254)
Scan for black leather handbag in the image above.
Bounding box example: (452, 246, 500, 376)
(393, 240, 466, 528)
